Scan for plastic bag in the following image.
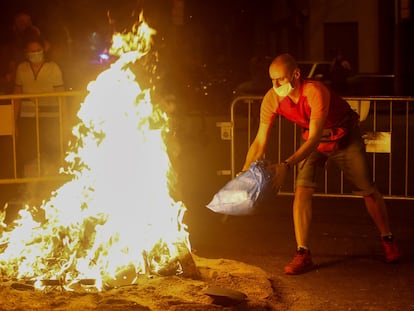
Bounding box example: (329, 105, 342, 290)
(206, 160, 275, 216)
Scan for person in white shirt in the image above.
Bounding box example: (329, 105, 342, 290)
(14, 36, 65, 177)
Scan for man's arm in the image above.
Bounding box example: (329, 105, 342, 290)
(241, 122, 272, 171)
(241, 105, 326, 172)
(284, 117, 325, 166)
(285, 83, 330, 166)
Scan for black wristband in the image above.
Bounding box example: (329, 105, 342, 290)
(283, 161, 291, 169)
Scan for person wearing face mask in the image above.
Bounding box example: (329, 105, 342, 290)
(240, 53, 400, 275)
(14, 36, 65, 177)
(1, 13, 43, 94)
(14, 37, 63, 97)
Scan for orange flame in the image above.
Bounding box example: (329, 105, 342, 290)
(0, 14, 189, 291)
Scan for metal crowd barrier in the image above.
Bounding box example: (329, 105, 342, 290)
(217, 96, 414, 200)
(0, 91, 85, 184)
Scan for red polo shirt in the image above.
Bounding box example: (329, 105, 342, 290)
(260, 80, 355, 129)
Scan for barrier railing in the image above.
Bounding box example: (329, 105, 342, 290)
(217, 96, 414, 200)
(0, 91, 85, 184)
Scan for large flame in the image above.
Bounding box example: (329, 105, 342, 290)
(0, 15, 190, 291)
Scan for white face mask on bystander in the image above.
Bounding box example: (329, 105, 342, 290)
(27, 50, 44, 64)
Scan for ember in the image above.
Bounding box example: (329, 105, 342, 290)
(0, 13, 195, 291)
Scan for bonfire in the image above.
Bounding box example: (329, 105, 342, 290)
(0, 13, 194, 292)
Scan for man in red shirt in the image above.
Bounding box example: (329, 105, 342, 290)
(241, 53, 400, 275)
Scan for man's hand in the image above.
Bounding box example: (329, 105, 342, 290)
(269, 163, 290, 192)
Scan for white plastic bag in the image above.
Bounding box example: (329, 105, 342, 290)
(206, 160, 275, 216)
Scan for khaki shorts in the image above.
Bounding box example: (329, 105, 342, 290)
(295, 125, 376, 196)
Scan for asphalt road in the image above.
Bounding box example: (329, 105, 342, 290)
(187, 194, 414, 311)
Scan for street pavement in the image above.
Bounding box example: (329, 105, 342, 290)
(187, 194, 414, 310)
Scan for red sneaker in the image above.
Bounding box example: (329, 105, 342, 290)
(284, 248, 313, 275)
(382, 237, 400, 263)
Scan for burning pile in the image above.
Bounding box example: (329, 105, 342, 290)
(0, 15, 193, 291)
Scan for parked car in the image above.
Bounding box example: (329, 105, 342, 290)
(293, 62, 397, 96)
(297, 61, 332, 80)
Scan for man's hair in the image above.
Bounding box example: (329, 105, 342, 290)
(272, 53, 298, 73)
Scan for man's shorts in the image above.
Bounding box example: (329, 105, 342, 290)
(295, 125, 376, 196)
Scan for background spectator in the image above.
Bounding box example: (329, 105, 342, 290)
(14, 36, 65, 177)
(9, 13, 43, 90)
(329, 48, 352, 95)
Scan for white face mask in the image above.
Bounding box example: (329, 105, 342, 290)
(273, 74, 295, 97)
(27, 50, 44, 64)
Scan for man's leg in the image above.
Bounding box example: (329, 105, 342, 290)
(284, 185, 314, 275)
(363, 189, 390, 235)
(284, 149, 326, 275)
(332, 126, 400, 263)
(364, 190, 400, 263)
(293, 186, 314, 248)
